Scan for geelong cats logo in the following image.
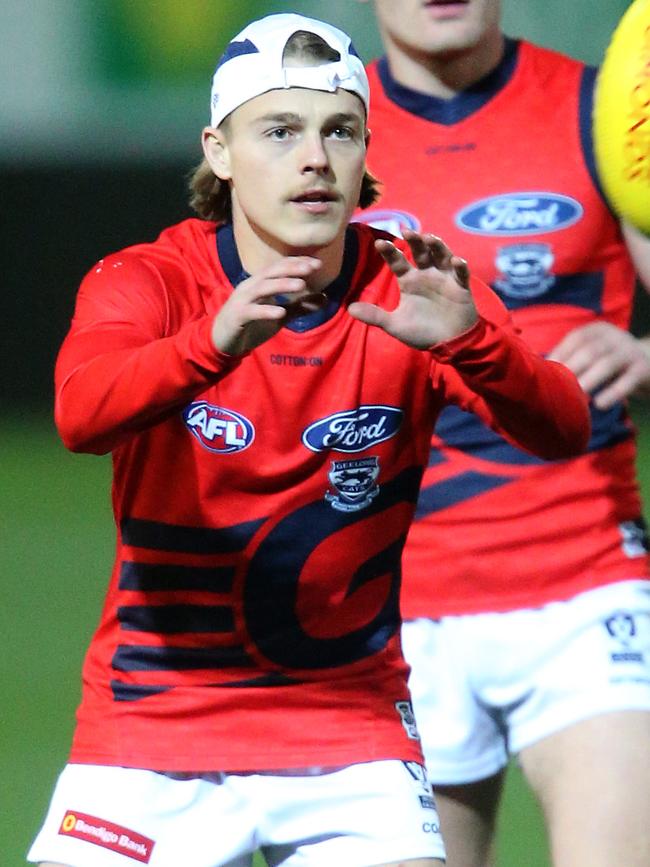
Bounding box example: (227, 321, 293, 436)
(325, 456, 381, 512)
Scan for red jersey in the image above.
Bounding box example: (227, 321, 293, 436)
(360, 39, 649, 616)
(55, 218, 587, 771)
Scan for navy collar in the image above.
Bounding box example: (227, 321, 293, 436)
(216, 222, 359, 333)
(377, 37, 519, 125)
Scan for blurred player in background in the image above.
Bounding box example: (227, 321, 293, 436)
(27, 11, 590, 867)
(356, 1, 650, 866)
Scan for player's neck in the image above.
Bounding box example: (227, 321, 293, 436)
(231, 215, 345, 291)
(383, 29, 505, 99)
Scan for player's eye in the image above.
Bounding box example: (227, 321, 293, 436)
(328, 126, 354, 141)
(267, 127, 292, 141)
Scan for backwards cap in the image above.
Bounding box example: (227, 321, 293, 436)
(210, 13, 369, 127)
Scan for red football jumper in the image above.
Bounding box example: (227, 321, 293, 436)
(54, 218, 588, 771)
(360, 39, 648, 617)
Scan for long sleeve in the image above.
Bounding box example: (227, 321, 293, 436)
(431, 316, 591, 460)
(55, 254, 238, 455)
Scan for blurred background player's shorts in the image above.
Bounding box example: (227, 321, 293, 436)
(403, 579, 650, 783)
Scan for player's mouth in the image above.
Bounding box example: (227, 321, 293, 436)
(290, 189, 339, 214)
(422, 0, 471, 18)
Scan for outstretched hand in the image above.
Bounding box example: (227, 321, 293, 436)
(348, 230, 478, 349)
(211, 257, 324, 356)
(549, 321, 650, 409)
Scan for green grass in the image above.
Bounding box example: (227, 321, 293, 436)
(4, 404, 650, 866)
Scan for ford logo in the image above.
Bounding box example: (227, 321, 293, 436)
(456, 192, 583, 236)
(352, 209, 421, 238)
(303, 406, 403, 453)
(183, 401, 254, 454)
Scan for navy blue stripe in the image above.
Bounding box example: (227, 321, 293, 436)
(493, 271, 604, 314)
(215, 38, 259, 71)
(580, 65, 617, 216)
(415, 471, 513, 520)
(428, 449, 447, 468)
(111, 681, 172, 702)
(119, 561, 235, 593)
(215, 673, 300, 688)
(120, 516, 265, 554)
(112, 645, 253, 672)
(434, 398, 632, 465)
(376, 38, 519, 125)
(117, 604, 234, 634)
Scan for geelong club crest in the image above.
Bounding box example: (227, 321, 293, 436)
(325, 456, 380, 512)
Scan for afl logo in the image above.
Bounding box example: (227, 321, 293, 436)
(352, 209, 421, 238)
(456, 192, 583, 236)
(303, 405, 403, 453)
(183, 401, 254, 454)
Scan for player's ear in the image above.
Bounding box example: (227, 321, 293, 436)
(202, 127, 232, 181)
(365, 127, 371, 151)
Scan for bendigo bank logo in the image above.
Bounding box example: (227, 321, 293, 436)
(183, 401, 254, 454)
(59, 811, 154, 863)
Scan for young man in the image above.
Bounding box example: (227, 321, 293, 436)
(28, 12, 589, 867)
(357, 1, 650, 865)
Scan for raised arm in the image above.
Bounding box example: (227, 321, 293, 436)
(56, 252, 327, 454)
(349, 231, 590, 460)
(55, 255, 237, 454)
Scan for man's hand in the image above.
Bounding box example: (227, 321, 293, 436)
(549, 321, 650, 409)
(348, 230, 478, 348)
(211, 257, 324, 356)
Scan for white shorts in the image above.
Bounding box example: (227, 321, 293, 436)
(402, 579, 650, 784)
(27, 760, 444, 867)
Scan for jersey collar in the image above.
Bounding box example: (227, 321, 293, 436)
(215, 222, 359, 333)
(377, 37, 519, 125)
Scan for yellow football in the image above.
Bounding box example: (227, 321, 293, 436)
(593, 0, 650, 234)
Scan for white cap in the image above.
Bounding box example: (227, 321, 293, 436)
(210, 13, 369, 127)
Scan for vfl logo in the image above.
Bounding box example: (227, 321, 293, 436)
(183, 401, 254, 454)
(303, 406, 403, 453)
(605, 612, 637, 644)
(352, 208, 421, 238)
(325, 456, 380, 512)
(604, 612, 643, 663)
(494, 242, 556, 298)
(456, 192, 583, 236)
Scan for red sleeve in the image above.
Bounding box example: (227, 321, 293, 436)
(54, 254, 238, 455)
(430, 315, 590, 460)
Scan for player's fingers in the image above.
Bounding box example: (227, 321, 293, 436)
(374, 239, 412, 277)
(592, 363, 647, 409)
(245, 303, 287, 321)
(254, 277, 315, 305)
(452, 256, 470, 289)
(549, 322, 613, 362)
(264, 256, 322, 278)
(348, 300, 391, 329)
(422, 234, 453, 270)
(402, 230, 436, 269)
(575, 354, 624, 395)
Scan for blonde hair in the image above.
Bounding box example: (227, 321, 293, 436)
(188, 29, 380, 221)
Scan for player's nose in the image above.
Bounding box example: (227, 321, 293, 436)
(299, 132, 329, 172)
